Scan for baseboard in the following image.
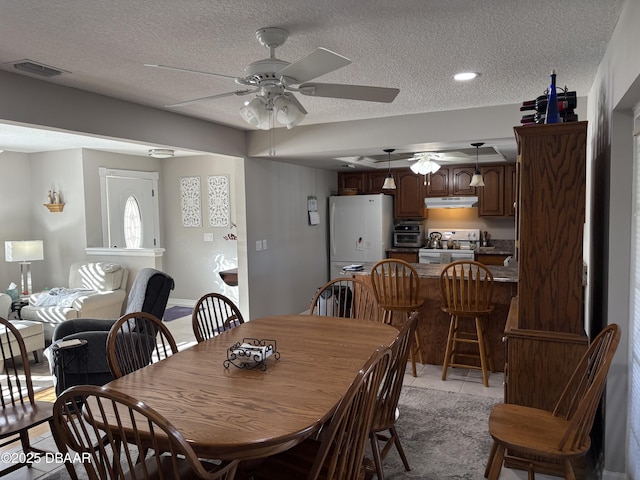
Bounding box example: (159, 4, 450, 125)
(167, 298, 196, 308)
(602, 470, 626, 480)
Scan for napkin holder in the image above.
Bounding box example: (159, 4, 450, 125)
(224, 338, 279, 371)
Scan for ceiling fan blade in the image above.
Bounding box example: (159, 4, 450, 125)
(166, 89, 256, 108)
(298, 83, 400, 103)
(145, 64, 237, 80)
(277, 48, 351, 84)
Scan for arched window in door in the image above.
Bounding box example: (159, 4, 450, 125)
(124, 195, 142, 248)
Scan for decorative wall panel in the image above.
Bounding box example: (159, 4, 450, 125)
(208, 175, 230, 227)
(180, 176, 202, 227)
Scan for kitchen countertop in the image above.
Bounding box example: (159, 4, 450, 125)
(387, 246, 515, 256)
(347, 260, 518, 283)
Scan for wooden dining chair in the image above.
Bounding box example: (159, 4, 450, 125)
(484, 323, 621, 480)
(370, 259, 424, 376)
(192, 293, 244, 343)
(52, 384, 238, 480)
(309, 277, 382, 322)
(106, 312, 179, 378)
(369, 310, 419, 480)
(250, 346, 393, 480)
(0, 317, 54, 476)
(440, 260, 495, 387)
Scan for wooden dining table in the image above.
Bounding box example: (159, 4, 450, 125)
(99, 314, 399, 461)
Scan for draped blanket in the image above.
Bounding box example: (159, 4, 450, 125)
(32, 287, 95, 308)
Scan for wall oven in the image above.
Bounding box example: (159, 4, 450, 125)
(393, 223, 424, 248)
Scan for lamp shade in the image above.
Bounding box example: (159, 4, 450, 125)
(5, 240, 44, 262)
(273, 94, 306, 129)
(239, 97, 271, 130)
(470, 172, 485, 187)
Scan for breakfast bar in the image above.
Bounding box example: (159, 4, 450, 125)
(350, 262, 518, 370)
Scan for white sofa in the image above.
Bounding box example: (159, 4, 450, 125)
(20, 262, 128, 342)
(0, 292, 10, 318)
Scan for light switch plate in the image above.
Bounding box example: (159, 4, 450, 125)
(256, 240, 262, 251)
(204, 233, 214, 242)
(262, 239, 267, 250)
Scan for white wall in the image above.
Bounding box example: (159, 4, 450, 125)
(587, 0, 640, 475)
(0, 151, 33, 291)
(161, 154, 244, 305)
(243, 157, 336, 319)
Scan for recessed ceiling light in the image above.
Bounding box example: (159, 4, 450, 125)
(454, 72, 479, 81)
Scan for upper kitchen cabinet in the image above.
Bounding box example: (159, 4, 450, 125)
(338, 172, 365, 193)
(425, 168, 449, 197)
(425, 166, 476, 197)
(367, 171, 395, 194)
(450, 167, 475, 195)
(477, 165, 505, 216)
(395, 170, 427, 218)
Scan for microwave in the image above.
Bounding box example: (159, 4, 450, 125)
(393, 223, 424, 248)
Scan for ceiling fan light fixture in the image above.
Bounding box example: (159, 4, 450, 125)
(239, 97, 271, 130)
(409, 153, 441, 175)
(273, 95, 306, 129)
(148, 148, 174, 158)
(470, 142, 485, 187)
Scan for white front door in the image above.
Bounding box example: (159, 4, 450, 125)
(100, 168, 160, 248)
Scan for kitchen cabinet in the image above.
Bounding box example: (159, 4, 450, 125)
(478, 165, 505, 216)
(367, 171, 394, 194)
(387, 250, 419, 263)
(338, 172, 365, 193)
(476, 254, 508, 266)
(450, 167, 475, 195)
(424, 166, 481, 197)
(394, 170, 427, 218)
(425, 168, 449, 197)
(503, 122, 588, 476)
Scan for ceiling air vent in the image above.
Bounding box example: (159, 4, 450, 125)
(13, 60, 63, 77)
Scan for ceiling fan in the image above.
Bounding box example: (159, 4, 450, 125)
(145, 27, 400, 129)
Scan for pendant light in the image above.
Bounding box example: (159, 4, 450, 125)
(469, 142, 485, 187)
(382, 148, 396, 190)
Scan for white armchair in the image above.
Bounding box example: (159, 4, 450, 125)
(20, 262, 128, 342)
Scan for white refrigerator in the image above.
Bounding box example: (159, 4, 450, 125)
(329, 194, 394, 279)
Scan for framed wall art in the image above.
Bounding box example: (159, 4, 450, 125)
(208, 175, 230, 227)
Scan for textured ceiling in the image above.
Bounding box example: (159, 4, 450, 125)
(0, 0, 625, 166)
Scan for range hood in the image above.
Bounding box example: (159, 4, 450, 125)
(424, 196, 479, 209)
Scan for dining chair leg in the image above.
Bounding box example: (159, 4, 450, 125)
(564, 459, 576, 480)
(441, 315, 456, 381)
(475, 317, 490, 387)
(390, 426, 411, 471)
(484, 440, 497, 478)
(528, 462, 535, 480)
(487, 443, 506, 480)
(410, 343, 417, 377)
(369, 433, 385, 480)
(414, 330, 424, 364)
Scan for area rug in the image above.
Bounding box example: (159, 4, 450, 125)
(163, 305, 193, 322)
(37, 386, 499, 479)
(381, 386, 499, 479)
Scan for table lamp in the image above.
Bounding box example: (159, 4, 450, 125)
(4, 240, 44, 296)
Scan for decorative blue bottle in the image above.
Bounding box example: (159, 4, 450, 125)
(545, 70, 560, 124)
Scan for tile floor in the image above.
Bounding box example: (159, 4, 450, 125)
(1, 314, 560, 479)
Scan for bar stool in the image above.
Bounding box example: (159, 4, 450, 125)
(370, 259, 424, 377)
(439, 260, 495, 387)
